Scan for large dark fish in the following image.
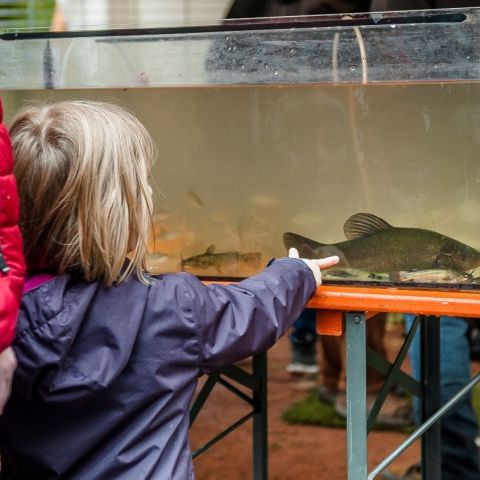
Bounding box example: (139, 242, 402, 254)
(181, 245, 262, 271)
(283, 213, 480, 273)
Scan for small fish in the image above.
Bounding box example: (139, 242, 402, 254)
(390, 269, 472, 284)
(325, 269, 356, 278)
(181, 245, 262, 272)
(283, 213, 480, 273)
(323, 268, 390, 281)
(187, 189, 204, 208)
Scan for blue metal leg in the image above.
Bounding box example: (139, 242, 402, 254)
(420, 315, 441, 480)
(346, 312, 368, 480)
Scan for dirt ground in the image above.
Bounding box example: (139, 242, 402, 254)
(189, 326, 419, 480)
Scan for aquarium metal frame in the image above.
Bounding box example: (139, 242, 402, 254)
(189, 352, 268, 480)
(310, 285, 480, 480)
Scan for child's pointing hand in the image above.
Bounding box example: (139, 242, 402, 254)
(288, 247, 339, 287)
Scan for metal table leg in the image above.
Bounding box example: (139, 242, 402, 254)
(189, 352, 268, 480)
(420, 315, 441, 480)
(252, 352, 268, 480)
(346, 311, 368, 479)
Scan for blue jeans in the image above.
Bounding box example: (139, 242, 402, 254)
(290, 308, 316, 344)
(406, 315, 480, 479)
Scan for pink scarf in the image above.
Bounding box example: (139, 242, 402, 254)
(23, 274, 55, 294)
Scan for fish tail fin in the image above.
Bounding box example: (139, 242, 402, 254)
(282, 232, 327, 259)
(283, 232, 326, 249)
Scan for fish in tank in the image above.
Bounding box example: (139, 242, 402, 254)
(181, 245, 262, 275)
(283, 212, 480, 285)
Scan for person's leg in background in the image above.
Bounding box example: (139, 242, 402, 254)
(333, 313, 412, 425)
(438, 316, 479, 480)
(288, 310, 412, 424)
(316, 314, 388, 403)
(286, 308, 319, 375)
(318, 333, 342, 403)
(366, 312, 388, 393)
(405, 315, 480, 480)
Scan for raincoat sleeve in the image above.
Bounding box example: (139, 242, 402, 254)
(0, 100, 25, 353)
(183, 258, 316, 371)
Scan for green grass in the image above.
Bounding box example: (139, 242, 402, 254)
(472, 384, 480, 417)
(282, 393, 347, 429)
(283, 383, 480, 434)
(282, 393, 414, 434)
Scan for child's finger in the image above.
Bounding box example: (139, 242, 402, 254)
(288, 247, 300, 259)
(314, 256, 340, 270)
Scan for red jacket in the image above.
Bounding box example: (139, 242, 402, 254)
(0, 99, 25, 352)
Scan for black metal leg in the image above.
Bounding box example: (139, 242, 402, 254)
(189, 353, 268, 477)
(252, 352, 268, 480)
(420, 315, 441, 480)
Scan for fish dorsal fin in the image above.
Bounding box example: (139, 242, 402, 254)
(343, 213, 392, 240)
(205, 245, 216, 254)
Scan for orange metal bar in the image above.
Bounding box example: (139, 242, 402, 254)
(307, 285, 480, 318)
(314, 309, 380, 335)
(315, 310, 344, 336)
(203, 281, 480, 334)
(308, 285, 480, 335)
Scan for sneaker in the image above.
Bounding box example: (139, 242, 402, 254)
(286, 362, 319, 375)
(317, 384, 338, 405)
(334, 392, 413, 427)
(286, 330, 319, 375)
(381, 463, 421, 480)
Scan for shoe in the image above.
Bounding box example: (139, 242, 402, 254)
(380, 463, 421, 480)
(334, 392, 413, 426)
(286, 330, 319, 375)
(316, 384, 338, 405)
(286, 362, 319, 375)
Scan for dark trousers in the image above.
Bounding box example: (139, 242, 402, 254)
(320, 313, 386, 393)
(406, 315, 480, 480)
(290, 310, 387, 393)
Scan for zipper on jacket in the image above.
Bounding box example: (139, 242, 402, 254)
(0, 246, 9, 274)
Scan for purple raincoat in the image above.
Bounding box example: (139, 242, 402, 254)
(0, 259, 315, 479)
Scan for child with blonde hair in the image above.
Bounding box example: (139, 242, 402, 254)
(0, 100, 338, 479)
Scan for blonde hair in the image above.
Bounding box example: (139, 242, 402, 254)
(11, 100, 155, 286)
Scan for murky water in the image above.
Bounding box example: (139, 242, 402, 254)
(4, 83, 480, 286)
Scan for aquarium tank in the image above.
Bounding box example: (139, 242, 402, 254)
(1, 8, 480, 288)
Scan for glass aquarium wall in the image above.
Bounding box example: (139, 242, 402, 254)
(2, 9, 480, 287)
